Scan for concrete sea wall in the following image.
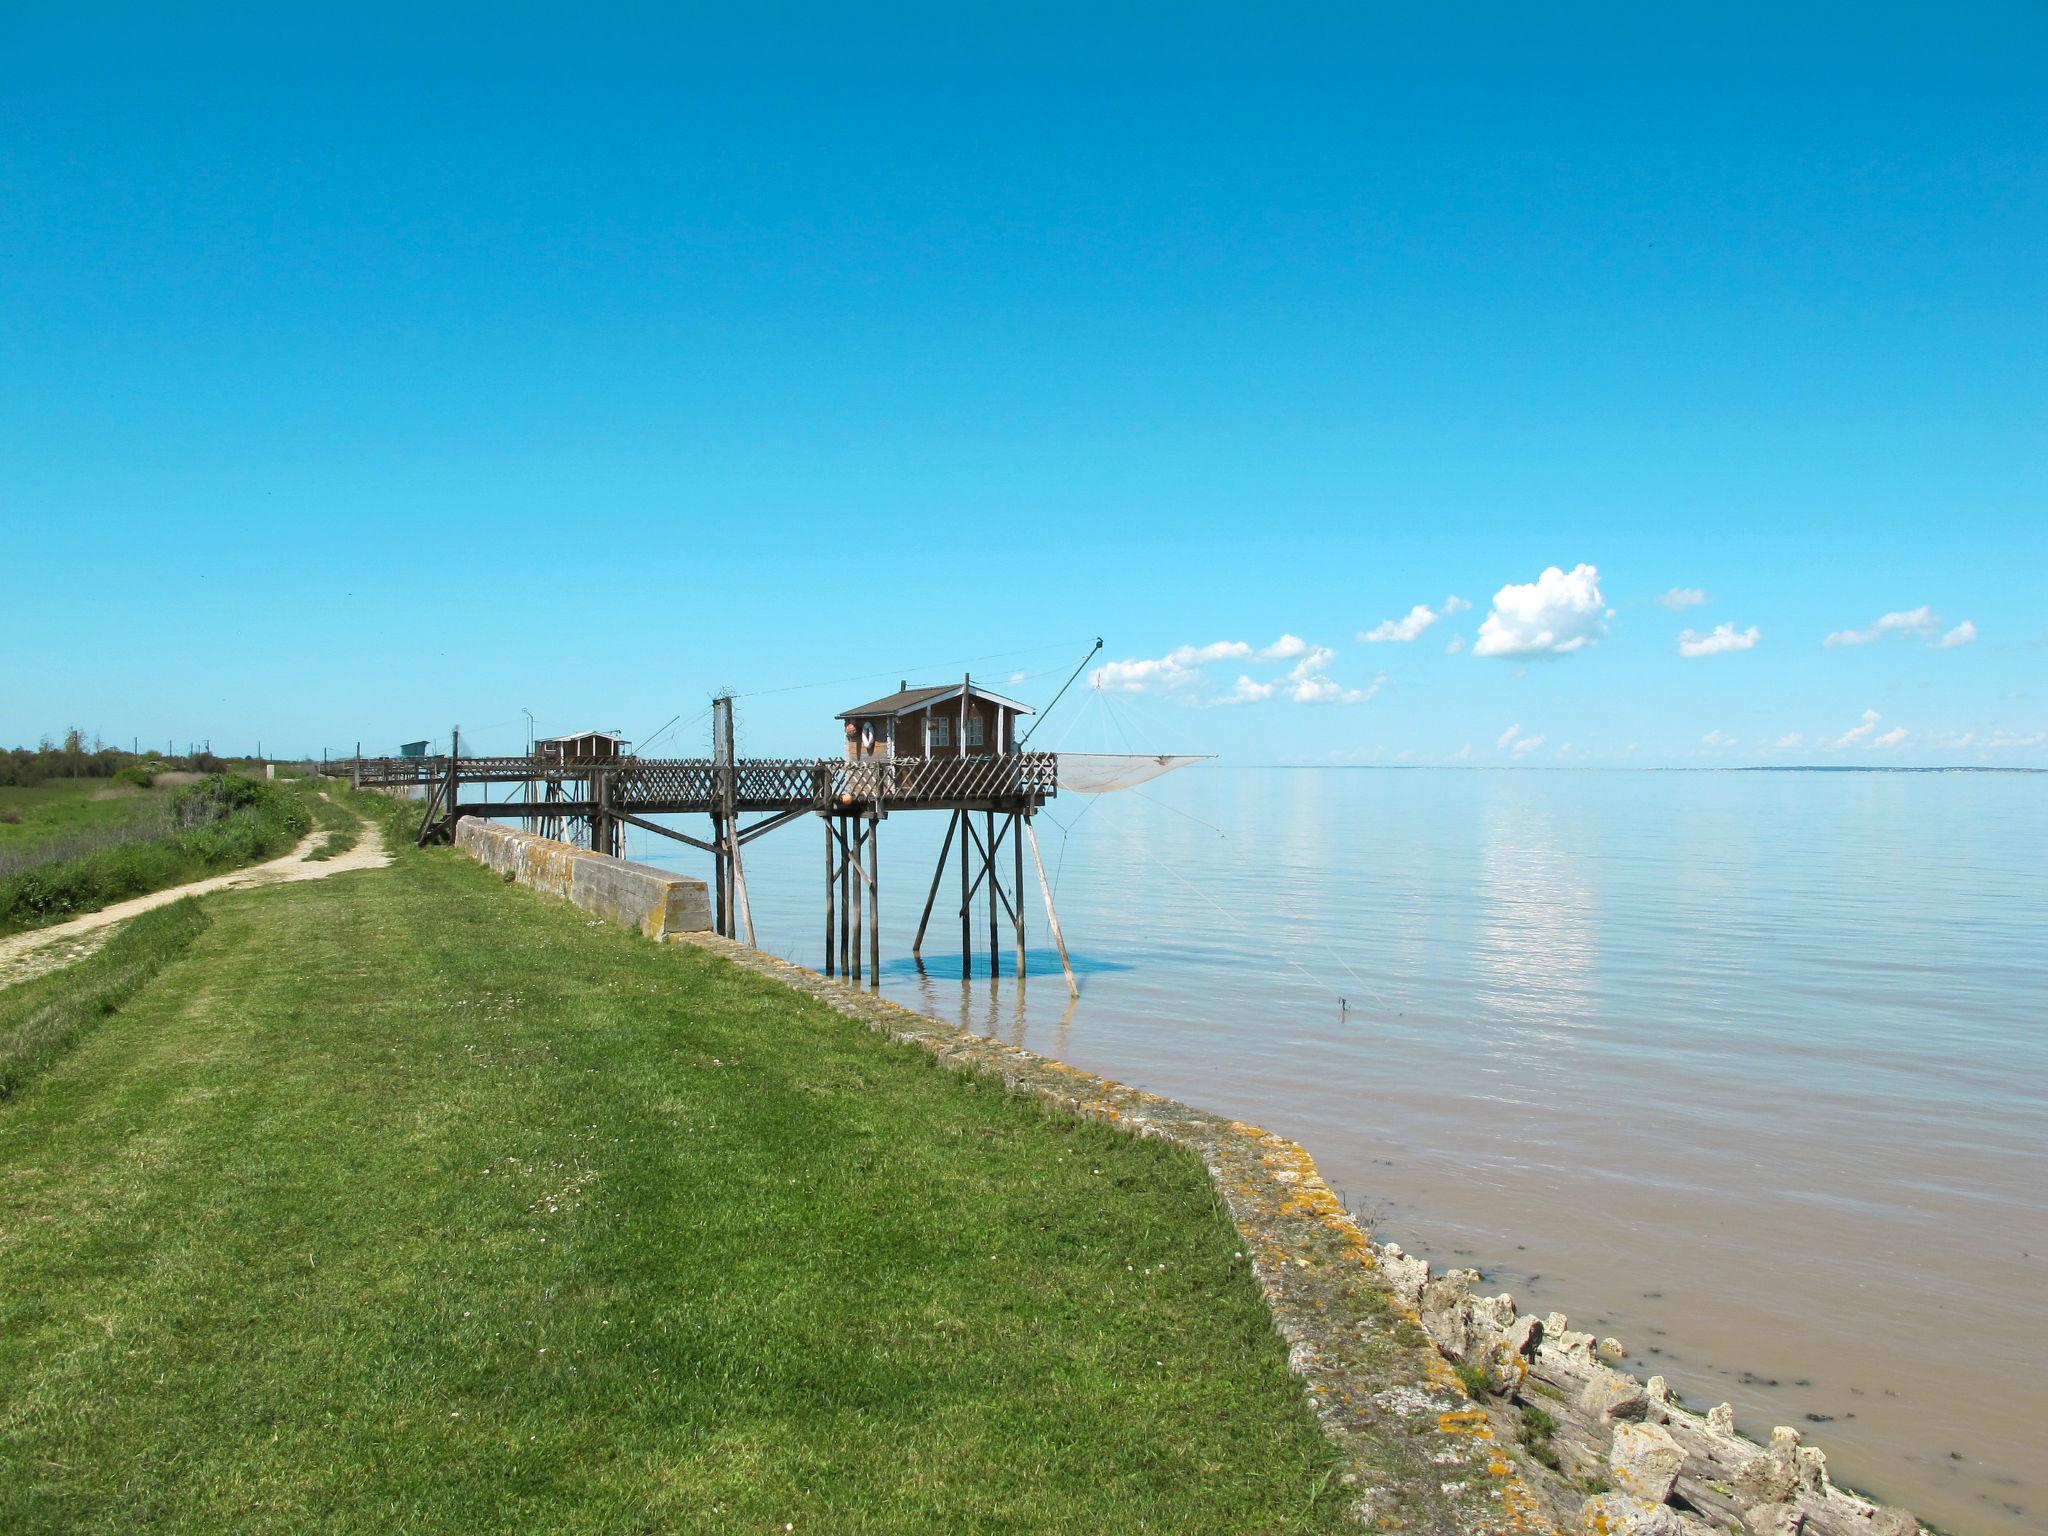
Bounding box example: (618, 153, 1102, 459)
(454, 819, 710, 940)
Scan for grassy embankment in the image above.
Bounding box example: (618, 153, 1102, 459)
(0, 779, 173, 869)
(0, 776, 310, 936)
(0, 804, 1347, 1534)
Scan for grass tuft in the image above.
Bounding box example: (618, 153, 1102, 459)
(0, 897, 210, 1099)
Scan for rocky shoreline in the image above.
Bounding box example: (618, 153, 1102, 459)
(1373, 1240, 1924, 1536)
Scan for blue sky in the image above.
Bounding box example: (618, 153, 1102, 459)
(4, 4, 2042, 766)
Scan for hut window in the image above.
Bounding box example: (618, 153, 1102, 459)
(929, 717, 950, 750)
(964, 715, 985, 748)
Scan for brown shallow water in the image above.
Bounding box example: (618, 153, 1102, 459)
(634, 768, 2048, 1536)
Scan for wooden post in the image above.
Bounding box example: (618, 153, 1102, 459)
(867, 813, 880, 986)
(713, 814, 730, 935)
(824, 815, 835, 977)
(351, 740, 361, 792)
(1013, 810, 1027, 976)
(849, 819, 863, 982)
(1024, 816, 1078, 997)
(959, 797, 971, 981)
(838, 821, 851, 978)
(913, 811, 958, 958)
(986, 810, 999, 979)
(729, 816, 756, 948)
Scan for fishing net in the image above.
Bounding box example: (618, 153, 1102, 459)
(1054, 753, 1210, 793)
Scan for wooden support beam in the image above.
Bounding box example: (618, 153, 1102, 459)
(823, 814, 835, 978)
(959, 797, 971, 981)
(1013, 810, 1027, 976)
(605, 809, 718, 854)
(849, 818, 863, 982)
(867, 814, 880, 987)
(738, 807, 810, 845)
(912, 811, 958, 958)
(838, 821, 851, 979)
(1024, 816, 1078, 997)
(987, 810, 999, 980)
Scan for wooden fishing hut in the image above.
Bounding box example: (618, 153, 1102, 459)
(351, 685, 1075, 994)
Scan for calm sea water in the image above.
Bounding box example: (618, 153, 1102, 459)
(628, 769, 2048, 1536)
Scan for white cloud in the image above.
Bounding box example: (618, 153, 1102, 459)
(1359, 604, 1440, 643)
(1835, 708, 1883, 748)
(1678, 622, 1760, 658)
(1511, 734, 1545, 757)
(1008, 671, 1028, 684)
(1772, 732, 1806, 750)
(1827, 604, 1950, 648)
(1938, 619, 1978, 649)
(1872, 726, 1909, 748)
(1474, 563, 1609, 658)
(1661, 587, 1709, 609)
(1228, 675, 1276, 703)
(1453, 742, 1473, 760)
(1496, 723, 1522, 749)
(1445, 633, 1467, 655)
(1878, 606, 1940, 635)
(1702, 729, 1737, 748)
(1092, 635, 1314, 695)
(1278, 647, 1380, 705)
(1444, 595, 1472, 615)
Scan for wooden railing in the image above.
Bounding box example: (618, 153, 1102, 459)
(340, 752, 1057, 810)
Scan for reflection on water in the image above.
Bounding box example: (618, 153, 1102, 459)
(627, 769, 2048, 1536)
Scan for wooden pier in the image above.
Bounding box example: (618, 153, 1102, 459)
(340, 695, 1075, 993)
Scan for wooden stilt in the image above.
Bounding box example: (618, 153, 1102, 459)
(913, 811, 958, 958)
(849, 819, 863, 982)
(1024, 816, 1078, 997)
(867, 813, 880, 986)
(986, 809, 999, 979)
(1013, 810, 1027, 976)
(837, 821, 851, 977)
(959, 799, 971, 981)
(729, 812, 756, 948)
(824, 815, 835, 977)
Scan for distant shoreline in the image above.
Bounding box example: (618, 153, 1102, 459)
(1245, 763, 2047, 774)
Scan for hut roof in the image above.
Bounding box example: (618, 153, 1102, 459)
(837, 683, 1033, 720)
(535, 729, 631, 746)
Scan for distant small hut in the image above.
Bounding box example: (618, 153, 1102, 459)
(837, 679, 1032, 761)
(398, 740, 430, 759)
(535, 729, 630, 768)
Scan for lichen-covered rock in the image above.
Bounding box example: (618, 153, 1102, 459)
(1610, 1422, 1687, 1503)
(1740, 1504, 1806, 1536)
(1707, 1401, 1736, 1435)
(1419, 1272, 1475, 1359)
(1732, 1427, 1804, 1505)
(1580, 1368, 1650, 1422)
(1864, 1508, 1920, 1536)
(1375, 1242, 1431, 1308)
(1599, 1336, 1629, 1362)
(1579, 1490, 1713, 1535)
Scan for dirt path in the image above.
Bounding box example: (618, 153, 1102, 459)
(0, 805, 390, 990)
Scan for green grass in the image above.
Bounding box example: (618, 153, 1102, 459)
(292, 784, 362, 862)
(0, 898, 210, 1100)
(0, 844, 1346, 1534)
(0, 777, 311, 936)
(0, 780, 169, 860)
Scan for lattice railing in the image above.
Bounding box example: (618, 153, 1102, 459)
(341, 752, 1056, 808)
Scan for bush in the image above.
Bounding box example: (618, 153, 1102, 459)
(0, 777, 310, 934)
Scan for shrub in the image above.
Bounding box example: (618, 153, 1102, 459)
(0, 777, 310, 934)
